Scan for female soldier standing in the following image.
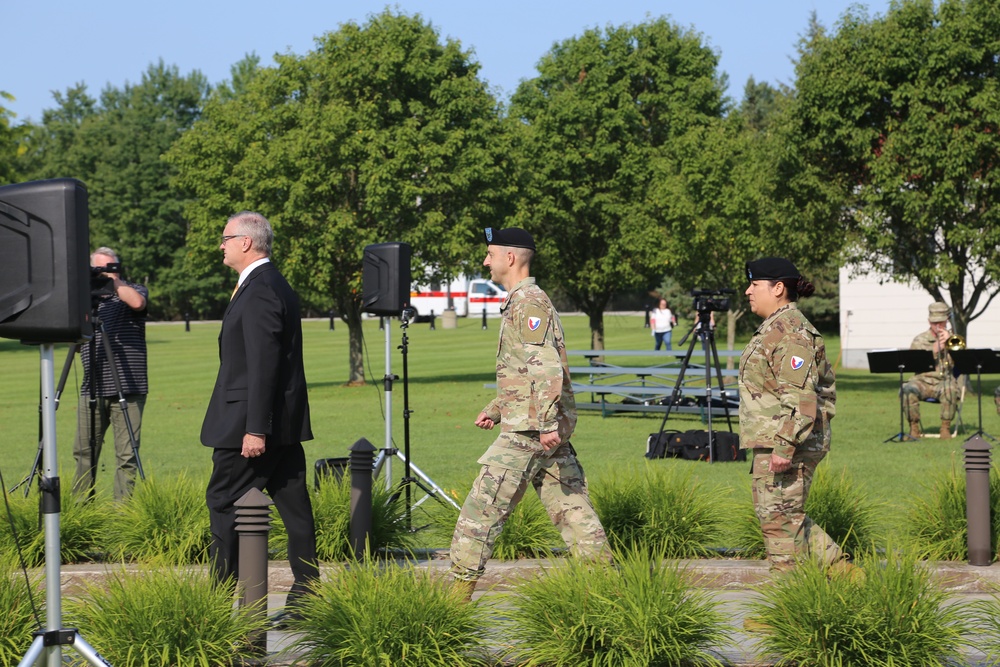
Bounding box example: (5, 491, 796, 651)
(739, 257, 853, 575)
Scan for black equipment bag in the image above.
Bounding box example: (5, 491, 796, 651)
(645, 430, 683, 459)
(647, 430, 744, 462)
(314, 457, 349, 489)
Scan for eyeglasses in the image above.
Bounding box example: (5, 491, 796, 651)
(221, 234, 246, 244)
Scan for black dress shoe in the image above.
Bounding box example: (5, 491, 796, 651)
(269, 608, 305, 630)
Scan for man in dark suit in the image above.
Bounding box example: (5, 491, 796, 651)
(201, 211, 319, 612)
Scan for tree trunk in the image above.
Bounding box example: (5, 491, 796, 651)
(345, 307, 366, 385)
(588, 309, 605, 350)
(724, 307, 746, 372)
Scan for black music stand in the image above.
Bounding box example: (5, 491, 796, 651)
(867, 349, 935, 442)
(948, 348, 1000, 441)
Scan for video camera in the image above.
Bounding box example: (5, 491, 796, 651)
(691, 288, 734, 313)
(91, 262, 123, 299)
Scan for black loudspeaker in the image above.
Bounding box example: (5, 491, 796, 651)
(0, 179, 92, 343)
(362, 242, 411, 315)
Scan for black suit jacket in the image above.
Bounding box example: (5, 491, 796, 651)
(201, 262, 312, 448)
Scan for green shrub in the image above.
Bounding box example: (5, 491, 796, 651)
(288, 560, 491, 666)
(65, 567, 266, 667)
(730, 468, 882, 560)
(592, 465, 729, 558)
(269, 472, 418, 561)
(904, 465, 1000, 561)
(491, 492, 561, 560)
(745, 546, 972, 666)
(504, 547, 728, 666)
(968, 589, 1000, 665)
(0, 487, 107, 566)
(102, 474, 211, 564)
(0, 552, 42, 665)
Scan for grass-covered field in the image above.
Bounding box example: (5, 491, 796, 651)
(1, 313, 997, 545)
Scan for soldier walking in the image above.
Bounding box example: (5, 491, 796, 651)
(448, 227, 608, 599)
(740, 257, 854, 576)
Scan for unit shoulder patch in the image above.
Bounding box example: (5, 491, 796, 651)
(522, 304, 548, 344)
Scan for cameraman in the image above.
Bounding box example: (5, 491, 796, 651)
(71, 247, 149, 501)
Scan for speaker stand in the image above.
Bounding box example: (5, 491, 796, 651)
(17, 344, 112, 667)
(373, 315, 460, 519)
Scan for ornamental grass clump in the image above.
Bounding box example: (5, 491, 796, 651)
(0, 487, 107, 565)
(745, 546, 972, 666)
(968, 589, 1000, 664)
(65, 567, 266, 667)
(102, 473, 210, 564)
(503, 546, 728, 666)
(591, 465, 728, 557)
(491, 492, 561, 560)
(729, 468, 882, 560)
(269, 471, 417, 560)
(0, 552, 42, 665)
(904, 465, 1000, 561)
(288, 559, 492, 667)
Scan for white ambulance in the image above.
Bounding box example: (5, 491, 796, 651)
(409, 275, 507, 318)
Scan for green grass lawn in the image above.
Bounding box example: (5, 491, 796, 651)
(2, 313, 997, 546)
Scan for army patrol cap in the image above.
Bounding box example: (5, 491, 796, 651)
(484, 227, 535, 251)
(746, 257, 801, 282)
(928, 302, 951, 323)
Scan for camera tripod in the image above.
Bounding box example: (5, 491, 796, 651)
(16, 344, 112, 666)
(12, 310, 145, 498)
(653, 308, 736, 463)
(374, 312, 460, 530)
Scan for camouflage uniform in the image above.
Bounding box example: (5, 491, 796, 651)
(902, 329, 959, 423)
(995, 386, 1000, 416)
(449, 277, 608, 582)
(739, 303, 843, 571)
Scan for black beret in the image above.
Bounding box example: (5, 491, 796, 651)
(746, 257, 801, 282)
(484, 227, 535, 251)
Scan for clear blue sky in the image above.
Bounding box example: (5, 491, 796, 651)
(4, 0, 890, 124)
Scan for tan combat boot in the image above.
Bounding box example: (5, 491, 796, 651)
(909, 421, 922, 440)
(940, 420, 952, 440)
(453, 579, 476, 603)
(827, 559, 866, 583)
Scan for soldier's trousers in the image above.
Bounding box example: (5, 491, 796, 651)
(751, 448, 843, 572)
(449, 433, 608, 582)
(902, 377, 958, 422)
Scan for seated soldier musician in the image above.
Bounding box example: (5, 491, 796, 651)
(902, 302, 960, 440)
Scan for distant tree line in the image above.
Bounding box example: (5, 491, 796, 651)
(2, 1, 998, 380)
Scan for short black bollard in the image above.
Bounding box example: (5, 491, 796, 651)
(184, 311, 190, 332)
(964, 435, 993, 566)
(644, 305, 651, 329)
(235, 487, 274, 652)
(349, 437, 377, 559)
(481, 307, 488, 330)
(329, 309, 335, 331)
(429, 310, 436, 330)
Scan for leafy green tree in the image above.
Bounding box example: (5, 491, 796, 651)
(168, 10, 512, 383)
(653, 79, 845, 355)
(508, 18, 726, 349)
(793, 0, 1000, 337)
(20, 63, 209, 318)
(0, 91, 28, 185)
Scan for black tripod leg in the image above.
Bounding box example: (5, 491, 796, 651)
(97, 322, 145, 481)
(14, 345, 77, 497)
(654, 323, 702, 440)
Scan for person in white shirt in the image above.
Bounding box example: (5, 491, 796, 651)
(650, 298, 674, 350)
